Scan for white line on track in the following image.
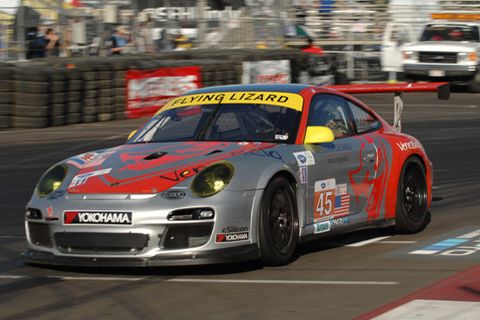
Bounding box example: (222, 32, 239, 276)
(345, 236, 391, 247)
(0, 275, 398, 285)
(376, 241, 417, 244)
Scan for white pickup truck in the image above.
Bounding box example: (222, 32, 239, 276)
(382, 13, 480, 93)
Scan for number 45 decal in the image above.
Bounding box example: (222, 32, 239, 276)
(314, 179, 336, 220)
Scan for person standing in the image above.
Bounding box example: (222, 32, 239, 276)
(301, 37, 325, 55)
(107, 25, 131, 55)
(31, 28, 59, 58)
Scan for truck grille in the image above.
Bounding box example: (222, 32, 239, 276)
(419, 52, 457, 63)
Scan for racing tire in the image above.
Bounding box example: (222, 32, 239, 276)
(395, 157, 429, 234)
(259, 175, 299, 266)
(11, 116, 49, 128)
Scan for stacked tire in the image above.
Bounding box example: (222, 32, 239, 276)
(96, 60, 115, 122)
(0, 65, 13, 128)
(111, 58, 135, 120)
(12, 66, 51, 128)
(64, 68, 84, 125)
(48, 67, 68, 127)
(77, 62, 98, 123)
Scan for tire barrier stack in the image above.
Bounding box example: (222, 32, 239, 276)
(1, 49, 346, 129)
(64, 67, 84, 125)
(0, 64, 13, 128)
(12, 66, 52, 128)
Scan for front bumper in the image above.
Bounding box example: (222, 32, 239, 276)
(403, 63, 478, 79)
(21, 244, 260, 267)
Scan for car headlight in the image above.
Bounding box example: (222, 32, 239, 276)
(402, 51, 418, 61)
(191, 161, 234, 197)
(36, 164, 68, 198)
(458, 52, 478, 63)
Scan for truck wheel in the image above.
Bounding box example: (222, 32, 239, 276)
(468, 75, 480, 93)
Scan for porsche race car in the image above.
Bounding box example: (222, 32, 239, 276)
(22, 83, 449, 267)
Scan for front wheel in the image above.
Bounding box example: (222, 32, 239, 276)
(395, 157, 429, 234)
(259, 176, 299, 266)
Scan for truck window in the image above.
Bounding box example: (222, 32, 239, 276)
(420, 24, 480, 42)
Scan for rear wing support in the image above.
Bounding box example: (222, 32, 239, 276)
(326, 82, 450, 132)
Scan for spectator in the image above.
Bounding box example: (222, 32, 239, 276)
(31, 28, 60, 58)
(205, 28, 223, 49)
(301, 38, 325, 55)
(173, 33, 191, 51)
(107, 25, 132, 55)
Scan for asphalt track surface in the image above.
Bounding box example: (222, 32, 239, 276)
(1, 90, 479, 320)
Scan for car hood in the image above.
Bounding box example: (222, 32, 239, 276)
(66, 141, 276, 194)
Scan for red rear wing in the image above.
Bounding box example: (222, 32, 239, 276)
(326, 82, 450, 100)
(326, 82, 450, 133)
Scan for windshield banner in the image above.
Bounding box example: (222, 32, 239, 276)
(125, 66, 202, 118)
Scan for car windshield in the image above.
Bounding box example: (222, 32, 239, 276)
(420, 24, 479, 42)
(128, 103, 300, 144)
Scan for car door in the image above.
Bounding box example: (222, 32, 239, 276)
(381, 23, 417, 73)
(304, 94, 377, 229)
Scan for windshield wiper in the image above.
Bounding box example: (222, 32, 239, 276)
(195, 98, 224, 141)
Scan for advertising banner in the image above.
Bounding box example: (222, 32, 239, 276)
(125, 66, 202, 118)
(242, 60, 291, 84)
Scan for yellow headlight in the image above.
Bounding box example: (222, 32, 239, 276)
(191, 162, 234, 197)
(36, 164, 68, 198)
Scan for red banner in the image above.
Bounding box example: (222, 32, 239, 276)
(125, 66, 203, 118)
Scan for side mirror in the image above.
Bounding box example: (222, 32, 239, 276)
(127, 130, 138, 141)
(304, 126, 335, 144)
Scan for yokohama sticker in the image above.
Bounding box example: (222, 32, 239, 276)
(216, 232, 249, 243)
(63, 211, 133, 225)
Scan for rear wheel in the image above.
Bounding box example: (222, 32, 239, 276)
(395, 157, 429, 234)
(259, 176, 298, 266)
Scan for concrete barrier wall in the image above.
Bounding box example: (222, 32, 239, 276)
(0, 49, 347, 129)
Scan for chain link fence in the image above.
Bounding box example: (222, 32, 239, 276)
(2, 1, 480, 79)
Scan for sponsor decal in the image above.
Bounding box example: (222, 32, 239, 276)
(47, 189, 65, 200)
(45, 206, 58, 221)
(68, 168, 112, 188)
(330, 216, 350, 228)
(327, 156, 349, 165)
(275, 134, 289, 140)
(222, 226, 249, 233)
(314, 221, 331, 234)
(397, 139, 421, 151)
(216, 232, 249, 242)
(314, 179, 350, 220)
(161, 190, 186, 199)
(65, 152, 98, 168)
(165, 91, 303, 111)
(311, 143, 353, 155)
(299, 165, 307, 184)
(63, 211, 133, 225)
(293, 151, 315, 166)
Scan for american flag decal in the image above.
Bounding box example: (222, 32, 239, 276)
(335, 194, 350, 216)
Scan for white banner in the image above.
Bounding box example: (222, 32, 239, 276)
(242, 60, 291, 84)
